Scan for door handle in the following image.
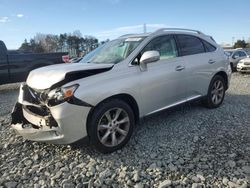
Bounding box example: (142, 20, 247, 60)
(175, 65, 185, 71)
(208, 59, 216, 64)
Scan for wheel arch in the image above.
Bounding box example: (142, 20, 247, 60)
(214, 71, 229, 90)
(86, 93, 140, 135)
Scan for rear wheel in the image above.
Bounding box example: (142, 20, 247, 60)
(204, 75, 226, 108)
(88, 99, 134, 153)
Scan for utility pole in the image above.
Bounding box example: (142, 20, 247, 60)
(232, 37, 235, 47)
(143, 23, 146, 33)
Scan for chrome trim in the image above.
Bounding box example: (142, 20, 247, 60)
(146, 95, 202, 116)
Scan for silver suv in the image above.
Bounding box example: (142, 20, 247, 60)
(11, 28, 231, 153)
(225, 48, 248, 71)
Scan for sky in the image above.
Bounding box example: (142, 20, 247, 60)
(0, 0, 250, 49)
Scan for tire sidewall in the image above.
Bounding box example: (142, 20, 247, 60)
(88, 99, 135, 153)
(207, 75, 226, 108)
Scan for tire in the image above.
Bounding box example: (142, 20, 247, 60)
(204, 75, 226, 109)
(230, 63, 236, 72)
(88, 99, 135, 153)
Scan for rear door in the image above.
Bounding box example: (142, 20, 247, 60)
(175, 34, 218, 99)
(137, 35, 187, 115)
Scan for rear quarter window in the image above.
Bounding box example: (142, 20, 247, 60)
(202, 40, 217, 52)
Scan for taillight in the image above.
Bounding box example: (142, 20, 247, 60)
(62, 55, 69, 63)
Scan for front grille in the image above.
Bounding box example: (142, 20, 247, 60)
(29, 87, 48, 102)
(22, 84, 48, 104)
(25, 105, 49, 116)
(22, 85, 40, 104)
(244, 62, 250, 65)
(242, 67, 250, 70)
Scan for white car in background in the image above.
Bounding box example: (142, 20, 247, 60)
(237, 57, 250, 73)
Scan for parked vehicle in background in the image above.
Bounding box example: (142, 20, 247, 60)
(0, 40, 68, 85)
(237, 57, 250, 73)
(225, 48, 248, 71)
(62, 55, 70, 63)
(11, 28, 231, 153)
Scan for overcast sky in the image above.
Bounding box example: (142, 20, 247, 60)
(0, 0, 250, 49)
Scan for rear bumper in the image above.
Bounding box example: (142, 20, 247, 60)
(11, 85, 91, 144)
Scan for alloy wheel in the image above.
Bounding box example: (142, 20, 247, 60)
(97, 108, 130, 147)
(211, 80, 224, 105)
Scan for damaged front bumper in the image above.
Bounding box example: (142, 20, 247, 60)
(11, 83, 91, 144)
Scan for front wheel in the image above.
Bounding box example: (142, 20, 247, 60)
(230, 63, 236, 72)
(204, 75, 226, 109)
(88, 99, 135, 153)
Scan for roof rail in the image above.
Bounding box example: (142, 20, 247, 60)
(119, 34, 136, 38)
(154, 28, 205, 35)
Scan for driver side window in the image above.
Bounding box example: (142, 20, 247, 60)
(132, 35, 178, 65)
(233, 51, 240, 58)
(142, 35, 178, 60)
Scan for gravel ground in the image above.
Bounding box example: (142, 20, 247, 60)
(0, 73, 250, 188)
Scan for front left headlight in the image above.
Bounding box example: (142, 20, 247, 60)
(237, 60, 244, 66)
(47, 84, 79, 105)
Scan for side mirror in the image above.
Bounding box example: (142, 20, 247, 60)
(140, 51, 160, 65)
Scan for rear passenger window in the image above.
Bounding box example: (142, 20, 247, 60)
(203, 40, 216, 52)
(142, 35, 178, 60)
(176, 35, 205, 56)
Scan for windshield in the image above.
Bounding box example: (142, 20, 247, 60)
(87, 37, 145, 64)
(79, 44, 105, 63)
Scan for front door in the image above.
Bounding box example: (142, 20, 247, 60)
(137, 35, 187, 115)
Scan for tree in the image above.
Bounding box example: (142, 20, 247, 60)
(19, 31, 100, 57)
(19, 39, 45, 53)
(19, 39, 30, 51)
(234, 40, 247, 49)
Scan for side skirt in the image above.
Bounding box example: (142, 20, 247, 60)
(145, 95, 203, 116)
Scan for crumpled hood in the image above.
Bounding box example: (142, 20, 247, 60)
(27, 63, 113, 90)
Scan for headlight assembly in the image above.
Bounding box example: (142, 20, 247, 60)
(47, 84, 79, 106)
